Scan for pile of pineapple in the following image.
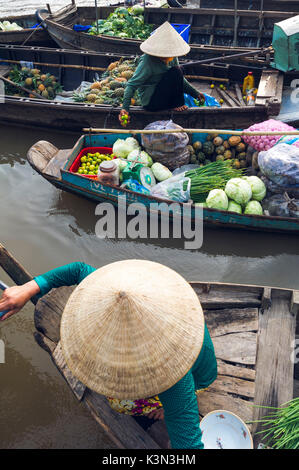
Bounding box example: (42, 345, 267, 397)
(73, 58, 140, 107)
(6, 66, 62, 99)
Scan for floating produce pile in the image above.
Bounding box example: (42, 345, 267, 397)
(87, 6, 153, 40)
(5, 66, 62, 99)
(188, 134, 249, 169)
(70, 118, 299, 220)
(77, 152, 114, 176)
(73, 58, 140, 106)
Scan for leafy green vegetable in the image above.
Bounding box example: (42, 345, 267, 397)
(244, 200, 263, 215)
(151, 162, 173, 182)
(227, 200, 242, 214)
(225, 177, 252, 205)
(184, 160, 244, 203)
(206, 189, 229, 210)
(88, 7, 153, 40)
(250, 398, 299, 449)
(243, 176, 267, 201)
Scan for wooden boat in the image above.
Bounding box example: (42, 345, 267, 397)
(38, 3, 299, 61)
(27, 131, 299, 235)
(0, 44, 285, 131)
(201, 0, 299, 11)
(33, 280, 299, 448)
(0, 12, 55, 47)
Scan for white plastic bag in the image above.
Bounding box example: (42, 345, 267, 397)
(258, 143, 299, 189)
(150, 174, 191, 202)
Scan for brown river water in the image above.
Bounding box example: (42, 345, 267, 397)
(0, 0, 299, 450)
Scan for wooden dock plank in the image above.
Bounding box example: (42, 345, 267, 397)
(191, 283, 262, 309)
(197, 390, 254, 426)
(205, 307, 258, 336)
(212, 332, 257, 365)
(252, 289, 297, 444)
(209, 374, 255, 399)
(217, 359, 255, 381)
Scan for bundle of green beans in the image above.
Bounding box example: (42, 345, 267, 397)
(183, 160, 244, 203)
(252, 397, 299, 449)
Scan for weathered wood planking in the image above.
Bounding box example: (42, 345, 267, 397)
(197, 304, 258, 428)
(252, 289, 298, 446)
(33, 283, 297, 448)
(190, 282, 263, 309)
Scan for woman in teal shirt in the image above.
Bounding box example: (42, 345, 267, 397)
(0, 260, 217, 449)
(119, 21, 204, 125)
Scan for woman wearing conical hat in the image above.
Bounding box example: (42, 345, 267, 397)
(0, 260, 217, 449)
(119, 22, 205, 125)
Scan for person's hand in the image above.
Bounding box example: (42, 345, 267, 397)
(0, 280, 40, 321)
(198, 92, 205, 103)
(119, 109, 130, 127)
(147, 408, 164, 420)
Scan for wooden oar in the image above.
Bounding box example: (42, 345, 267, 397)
(0, 242, 37, 305)
(0, 75, 47, 100)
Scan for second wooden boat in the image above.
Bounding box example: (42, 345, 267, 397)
(0, 44, 285, 131)
(38, 3, 299, 61)
(0, 12, 55, 47)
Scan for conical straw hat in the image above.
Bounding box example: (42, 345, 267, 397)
(140, 21, 190, 57)
(60, 260, 204, 399)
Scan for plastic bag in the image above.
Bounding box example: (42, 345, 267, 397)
(120, 179, 150, 195)
(261, 176, 299, 199)
(173, 164, 200, 176)
(275, 135, 299, 148)
(150, 174, 191, 202)
(184, 93, 220, 108)
(258, 143, 299, 189)
(262, 193, 291, 217)
(262, 193, 299, 218)
(141, 120, 189, 155)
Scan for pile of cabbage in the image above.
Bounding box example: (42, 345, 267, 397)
(112, 137, 173, 184)
(0, 21, 23, 31)
(88, 6, 153, 40)
(204, 176, 266, 215)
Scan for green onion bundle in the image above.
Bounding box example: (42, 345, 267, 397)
(252, 397, 299, 449)
(183, 160, 244, 202)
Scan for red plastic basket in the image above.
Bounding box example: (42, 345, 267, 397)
(69, 146, 113, 178)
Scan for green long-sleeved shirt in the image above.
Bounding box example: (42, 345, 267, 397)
(34, 262, 217, 449)
(122, 54, 200, 112)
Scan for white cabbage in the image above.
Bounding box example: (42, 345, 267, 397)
(151, 162, 172, 182)
(243, 176, 266, 201)
(112, 137, 140, 158)
(206, 189, 229, 210)
(244, 200, 263, 215)
(227, 200, 242, 214)
(225, 178, 252, 205)
(127, 150, 153, 167)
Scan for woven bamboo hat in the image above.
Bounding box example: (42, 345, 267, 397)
(60, 260, 204, 399)
(140, 21, 190, 58)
